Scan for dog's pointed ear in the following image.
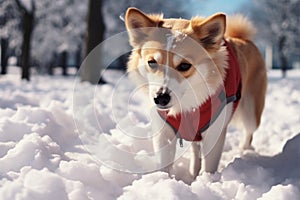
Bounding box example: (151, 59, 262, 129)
(125, 7, 161, 47)
(126, 7, 157, 29)
(191, 13, 226, 51)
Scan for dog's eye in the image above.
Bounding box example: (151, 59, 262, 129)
(177, 63, 192, 72)
(148, 60, 158, 69)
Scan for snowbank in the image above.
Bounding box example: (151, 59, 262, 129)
(0, 69, 300, 199)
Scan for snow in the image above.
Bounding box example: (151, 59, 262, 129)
(0, 68, 300, 199)
(19, 0, 33, 12)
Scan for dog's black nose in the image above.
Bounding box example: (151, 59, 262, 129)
(154, 91, 171, 107)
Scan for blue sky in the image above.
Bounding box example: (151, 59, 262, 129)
(187, 0, 248, 16)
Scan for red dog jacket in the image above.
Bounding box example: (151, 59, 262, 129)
(158, 40, 242, 144)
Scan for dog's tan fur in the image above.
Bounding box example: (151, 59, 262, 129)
(125, 7, 267, 179)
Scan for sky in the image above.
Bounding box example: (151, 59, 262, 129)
(188, 0, 249, 16)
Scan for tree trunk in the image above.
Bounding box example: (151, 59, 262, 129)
(75, 47, 82, 70)
(15, 0, 35, 81)
(278, 36, 288, 78)
(85, 0, 105, 56)
(47, 62, 54, 75)
(81, 0, 105, 84)
(61, 51, 68, 76)
(20, 11, 34, 81)
(1, 38, 8, 75)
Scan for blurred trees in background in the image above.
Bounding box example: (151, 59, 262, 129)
(0, 0, 192, 82)
(2, 0, 298, 81)
(0, 0, 191, 83)
(31, 0, 87, 76)
(0, 0, 87, 80)
(0, 0, 20, 75)
(250, 0, 300, 77)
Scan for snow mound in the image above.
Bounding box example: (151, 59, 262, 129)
(119, 172, 198, 200)
(0, 70, 300, 199)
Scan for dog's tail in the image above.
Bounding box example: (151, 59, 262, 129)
(225, 14, 256, 41)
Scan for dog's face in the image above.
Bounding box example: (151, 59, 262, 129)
(125, 8, 227, 114)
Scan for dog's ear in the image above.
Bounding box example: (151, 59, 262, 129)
(125, 7, 157, 29)
(191, 13, 226, 51)
(125, 7, 161, 47)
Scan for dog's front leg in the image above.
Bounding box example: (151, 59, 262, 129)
(201, 127, 227, 173)
(151, 111, 177, 174)
(189, 142, 201, 179)
(200, 103, 232, 173)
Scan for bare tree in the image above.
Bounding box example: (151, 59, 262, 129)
(15, 0, 35, 81)
(1, 38, 8, 74)
(81, 0, 105, 84)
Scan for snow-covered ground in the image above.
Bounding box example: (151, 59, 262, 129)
(0, 67, 300, 200)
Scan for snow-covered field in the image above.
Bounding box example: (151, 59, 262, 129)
(0, 67, 300, 200)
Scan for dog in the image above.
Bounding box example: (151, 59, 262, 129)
(124, 7, 267, 179)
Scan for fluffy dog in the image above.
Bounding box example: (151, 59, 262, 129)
(124, 7, 267, 179)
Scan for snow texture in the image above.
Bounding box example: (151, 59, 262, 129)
(0, 68, 300, 200)
(19, 0, 32, 12)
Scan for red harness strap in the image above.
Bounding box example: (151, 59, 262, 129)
(158, 40, 242, 143)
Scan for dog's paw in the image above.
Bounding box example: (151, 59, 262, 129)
(239, 144, 255, 157)
(239, 143, 255, 151)
(197, 171, 221, 183)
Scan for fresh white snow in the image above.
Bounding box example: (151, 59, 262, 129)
(0, 67, 300, 200)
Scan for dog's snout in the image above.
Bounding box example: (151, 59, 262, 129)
(154, 90, 171, 107)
